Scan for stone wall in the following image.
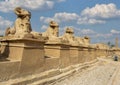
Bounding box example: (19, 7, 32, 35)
(0, 7, 119, 84)
(0, 38, 114, 82)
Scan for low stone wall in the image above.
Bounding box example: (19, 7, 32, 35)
(0, 38, 118, 84)
(44, 43, 111, 71)
(0, 61, 20, 82)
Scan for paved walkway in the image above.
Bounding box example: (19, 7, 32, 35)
(50, 59, 120, 85)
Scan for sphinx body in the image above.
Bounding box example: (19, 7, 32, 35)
(61, 27, 79, 45)
(42, 21, 61, 43)
(5, 7, 41, 39)
(5, 7, 32, 37)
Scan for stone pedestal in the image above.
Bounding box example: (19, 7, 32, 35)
(0, 38, 45, 75)
(44, 43, 61, 70)
(96, 49, 100, 57)
(78, 46, 84, 63)
(88, 48, 92, 61)
(88, 48, 96, 61)
(99, 49, 105, 57)
(78, 46, 89, 63)
(70, 46, 79, 65)
(44, 44, 60, 58)
(92, 49, 97, 60)
(78, 47, 83, 63)
(45, 43, 70, 69)
(60, 44, 70, 68)
(82, 47, 89, 62)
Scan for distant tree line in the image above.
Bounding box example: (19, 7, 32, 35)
(107, 41, 115, 48)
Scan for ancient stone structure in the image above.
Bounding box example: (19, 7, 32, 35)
(5, 7, 42, 39)
(5, 7, 32, 37)
(42, 21, 61, 43)
(61, 27, 79, 45)
(42, 21, 59, 38)
(0, 7, 119, 85)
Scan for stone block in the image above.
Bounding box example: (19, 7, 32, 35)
(44, 45, 60, 58)
(70, 46, 79, 65)
(44, 57, 60, 71)
(59, 44, 70, 68)
(0, 61, 20, 81)
(78, 47, 84, 63)
(0, 38, 45, 76)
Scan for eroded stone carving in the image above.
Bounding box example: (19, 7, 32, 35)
(42, 21, 60, 43)
(75, 37, 84, 45)
(5, 7, 43, 39)
(95, 43, 109, 49)
(83, 36, 90, 45)
(5, 7, 32, 38)
(75, 36, 90, 46)
(42, 21, 59, 38)
(61, 27, 79, 45)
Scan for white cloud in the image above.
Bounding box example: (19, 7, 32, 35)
(0, 16, 13, 35)
(77, 17, 105, 24)
(40, 12, 79, 24)
(41, 25, 48, 30)
(81, 3, 120, 18)
(57, 0, 66, 2)
(40, 16, 54, 24)
(111, 29, 120, 34)
(0, 0, 56, 12)
(81, 29, 96, 35)
(0, 30, 4, 35)
(54, 12, 79, 22)
(0, 16, 12, 27)
(77, 3, 120, 25)
(73, 27, 112, 39)
(40, 3, 120, 25)
(96, 33, 112, 38)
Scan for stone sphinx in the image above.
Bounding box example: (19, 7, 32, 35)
(95, 43, 109, 49)
(75, 37, 84, 45)
(83, 36, 90, 45)
(75, 36, 90, 46)
(5, 7, 42, 39)
(61, 27, 79, 45)
(42, 21, 60, 43)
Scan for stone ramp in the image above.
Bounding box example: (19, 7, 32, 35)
(50, 58, 120, 85)
(0, 60, 98, 85)
(27, 60, 98, 85)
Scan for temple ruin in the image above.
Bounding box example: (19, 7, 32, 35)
(0, 7, 120, 85)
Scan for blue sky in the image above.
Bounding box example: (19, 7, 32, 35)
(0, 0, 120, 46)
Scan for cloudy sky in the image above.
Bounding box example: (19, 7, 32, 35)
(0, 0, 120, 45)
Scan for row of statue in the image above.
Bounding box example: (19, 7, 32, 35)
(5, 7, 90, 46)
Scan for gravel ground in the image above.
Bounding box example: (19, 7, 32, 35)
(112, 66, 120, 85)
(51, 62, 118, 85)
